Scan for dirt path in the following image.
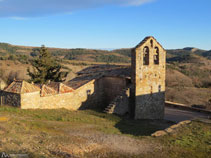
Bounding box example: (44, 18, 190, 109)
(67, 130, 160, 155)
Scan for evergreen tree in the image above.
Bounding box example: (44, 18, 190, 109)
(27, 45, 68, 84)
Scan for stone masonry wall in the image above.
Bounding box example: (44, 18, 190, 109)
(1, 92, 21, 107)
(21, 91, 41, 109)
(21, 79, 105, 110)
(113, 87, 130, 115)
(101, 77, 127, 106)
(20, 77, 127, 111)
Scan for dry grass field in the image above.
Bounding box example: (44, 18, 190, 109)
(0, 106, 210, 158)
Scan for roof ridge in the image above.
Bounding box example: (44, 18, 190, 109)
(42, 84, 57, 93)
(135, 36, 165, 50)
(47, 82, 60, 92)
(40, 84, 58, 97)
(4, 81, 16, 92)
(61, 83, 74, 90)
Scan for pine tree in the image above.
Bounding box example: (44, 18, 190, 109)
(27, 45, 68, 84)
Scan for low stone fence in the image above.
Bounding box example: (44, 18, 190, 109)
(151, 120, 192, 137)
(165, 101, 211, 115)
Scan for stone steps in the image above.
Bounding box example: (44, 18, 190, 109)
(104, 85, 131, 114)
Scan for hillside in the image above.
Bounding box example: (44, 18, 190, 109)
(0, 42, 211, 63)
(0, 43, 211, 109)
(0, 43, 130, 64)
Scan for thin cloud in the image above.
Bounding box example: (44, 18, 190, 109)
(9, 16, 28, 20)
(0, 0, 155, 18)
(127, 0, 155, 6)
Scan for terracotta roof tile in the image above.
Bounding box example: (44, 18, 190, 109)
(47, 82, 74, 94)
(59, 83, 74, 93)
(4, 80, 40, 94)
(40, 85, 57, 97)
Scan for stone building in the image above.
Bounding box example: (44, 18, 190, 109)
(131, 37, 166, 119)
(0, 36, 166, 119)
(1, 80, 40, 107)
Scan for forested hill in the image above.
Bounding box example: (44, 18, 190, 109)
(0, 43, 130, 63)
(0, 42, 210, 64)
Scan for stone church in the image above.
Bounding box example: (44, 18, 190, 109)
(0, 36, 166, 119)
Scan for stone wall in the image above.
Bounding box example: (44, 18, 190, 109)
(1, 76, 129, 114)
(131, 37, 166, 119)
(135, 92, 165, 119)
(21, 91, 41, 109)
(0, 92, 21, 107)
(20, 77, 128, 111)
(113, 87, 130, 115)
(21, 79, 105, 110)
(100, 77, 127, 105)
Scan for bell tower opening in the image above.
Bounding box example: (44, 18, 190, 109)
(143, 46, 149, 65)
(154, 47, 159, 65)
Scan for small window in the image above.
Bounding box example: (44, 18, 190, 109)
(143, 46, 149, 65)
(158, 85, 161, 92)
(154, 47, 159, 65)
(150, 40, 153, 48)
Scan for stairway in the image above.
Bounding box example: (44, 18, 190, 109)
(104, 87, 130, 114)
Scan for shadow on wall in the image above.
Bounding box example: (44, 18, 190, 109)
(0, 91, 21, 107)
(133, 92, 165, 119)
(78, 78, 107, 111)
(78, 77, 129, 111)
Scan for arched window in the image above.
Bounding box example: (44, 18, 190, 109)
(154, 47, 159, 65)
(143, 46, 149, 65)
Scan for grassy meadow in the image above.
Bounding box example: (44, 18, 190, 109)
(0, 106, 210, 158)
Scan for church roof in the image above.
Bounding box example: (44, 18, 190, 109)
(34, 82, 74, 97)
(67, 64, 131, 89)
(3, 65, 130, 94)
(4, 80, 74, 96)
(4, 80, 40, 94)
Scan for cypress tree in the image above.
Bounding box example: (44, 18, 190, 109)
(27, 45, 68, 84)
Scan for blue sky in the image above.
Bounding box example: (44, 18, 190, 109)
(0, 0, 210, 50)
